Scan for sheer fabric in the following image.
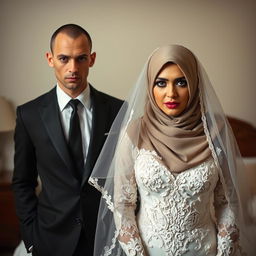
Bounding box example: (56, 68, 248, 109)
(114, 133, 242, 256)
(89, 45, 256, 255)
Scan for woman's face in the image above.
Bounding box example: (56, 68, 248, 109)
(153, 63, 189, 117)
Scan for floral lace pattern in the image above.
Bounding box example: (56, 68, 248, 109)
(114, 147, 240, 256)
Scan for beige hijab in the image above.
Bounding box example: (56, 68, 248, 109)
(139, 45, 211, 172)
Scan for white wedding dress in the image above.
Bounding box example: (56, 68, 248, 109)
(114, 139, 240, 256)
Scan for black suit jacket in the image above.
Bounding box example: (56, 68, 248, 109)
(12, 86, 123, 256)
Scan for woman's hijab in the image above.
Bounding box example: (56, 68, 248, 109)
(139, 45, 211, 172)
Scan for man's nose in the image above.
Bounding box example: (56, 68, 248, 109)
(69, 59, 78, 73)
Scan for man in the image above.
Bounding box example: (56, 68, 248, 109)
(12, 24, 123, 256)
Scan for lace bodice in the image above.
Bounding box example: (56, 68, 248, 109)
(114, 141, 240, 256)
(135, 150, 219, 256)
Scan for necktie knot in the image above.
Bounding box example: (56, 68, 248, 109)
(69, 99, 80, 111)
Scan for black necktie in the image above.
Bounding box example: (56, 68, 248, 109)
(68, 99, 84, 179)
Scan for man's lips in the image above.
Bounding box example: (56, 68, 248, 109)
(164, 102, 179, 109)
(66, 77, 79, 82)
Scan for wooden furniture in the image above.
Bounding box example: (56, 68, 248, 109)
(0, 170, 20, 249)
(227, 116, 256, 157)
(227, 116, 256, 196)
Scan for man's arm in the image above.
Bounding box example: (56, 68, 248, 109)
(12, 106, 38, 252)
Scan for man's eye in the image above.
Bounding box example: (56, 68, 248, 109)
(176, 78, 187, 87)
(77, 56, 87, 62)
(59, 56, 68, 63)
(155, 80, 166, 87)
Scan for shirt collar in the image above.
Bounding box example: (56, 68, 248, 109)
(56, 83, 91, 112)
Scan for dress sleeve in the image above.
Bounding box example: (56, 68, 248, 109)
(114, 133, 146, 256)
(214, 178, 241, 256)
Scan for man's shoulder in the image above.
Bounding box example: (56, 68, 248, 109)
(91, 86, 123, 106)
(18, 87, 56, 110)
(97, 91, 123, 105)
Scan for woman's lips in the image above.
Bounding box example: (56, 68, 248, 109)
(164, 102, 179, 109)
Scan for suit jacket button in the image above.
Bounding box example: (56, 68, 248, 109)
(75, 217, 82, 225)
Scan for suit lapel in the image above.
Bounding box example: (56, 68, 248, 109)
(82, 86, 109, 185)
(39, 88, 74, 172)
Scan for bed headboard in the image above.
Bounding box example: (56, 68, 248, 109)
(227, 116, 256, 157)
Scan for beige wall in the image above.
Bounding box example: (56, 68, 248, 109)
(1, 0, 255, 125)
(0, 0, 255, 226)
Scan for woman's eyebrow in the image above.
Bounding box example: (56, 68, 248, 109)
(174, 76, 186, 81)
(156, 76, 186, 81)
(155, 77, 168, 81)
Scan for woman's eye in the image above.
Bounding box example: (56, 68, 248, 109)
(155, 80, 167, 87)
(176, 78, 187, 87)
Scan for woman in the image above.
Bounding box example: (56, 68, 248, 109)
(89, 45, 256, 255)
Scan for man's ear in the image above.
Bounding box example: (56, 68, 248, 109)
(89, 52, 96, 67)
(46, 52, 54, 67)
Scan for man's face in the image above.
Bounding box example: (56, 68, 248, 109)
(46, 32, 96, 97)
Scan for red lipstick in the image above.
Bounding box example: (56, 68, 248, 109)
(164, 102, 179, 109)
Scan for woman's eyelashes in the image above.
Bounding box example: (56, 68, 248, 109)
(154, 79, 167, 87)
(154, 77, 187, 88)
(175, 77, 187, 87)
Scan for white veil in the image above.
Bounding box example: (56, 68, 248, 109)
(89, 45, 256, 255)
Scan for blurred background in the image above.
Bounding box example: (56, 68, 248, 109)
(0, 0, 255, 254)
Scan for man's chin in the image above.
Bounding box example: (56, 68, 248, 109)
(65, 83, 80, 90)
(63, 83, 87, 94)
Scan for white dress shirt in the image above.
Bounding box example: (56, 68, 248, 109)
(56, 84, 92, 162)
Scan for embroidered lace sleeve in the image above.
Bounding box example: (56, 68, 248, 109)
(114, 133, 146, 256)
(214, 178, 241, 256)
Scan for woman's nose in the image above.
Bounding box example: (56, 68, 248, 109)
(166, 85, 177, 98)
